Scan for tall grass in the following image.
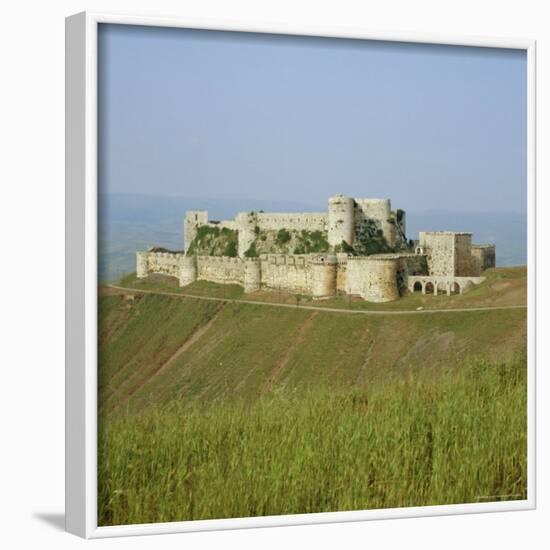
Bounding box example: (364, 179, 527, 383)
(98, 352, 526, 526)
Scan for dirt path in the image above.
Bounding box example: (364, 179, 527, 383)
(107, 284, 527, 316)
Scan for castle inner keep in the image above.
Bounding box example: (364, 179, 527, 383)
(136, 194, 496, 302)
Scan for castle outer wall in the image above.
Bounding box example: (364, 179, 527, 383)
(135, 249, 447, 302)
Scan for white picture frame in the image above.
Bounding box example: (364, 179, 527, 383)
(65, 10, 537, 539)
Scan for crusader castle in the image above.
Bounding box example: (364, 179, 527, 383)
(136, 194, 496, 302)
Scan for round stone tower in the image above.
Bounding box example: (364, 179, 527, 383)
(136, 251, 149, 279)
(354, 198, 394, 247)
(346, 256, 399, 302)
(243, 258, 261, 293)
(178, 255, 197, 287)
(355, 198, 391, 221)
(328, 195, 355, 247)
(310, 255, 338, 298)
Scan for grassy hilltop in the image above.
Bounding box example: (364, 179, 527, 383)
(98, 267, 528, 526)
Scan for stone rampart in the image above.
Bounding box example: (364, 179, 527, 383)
(142, 250, 185, 280)
(259, 254, 311, 294)
(136, 245, 484, 303)
(335, 253, 349, 293)
(255, 212, 327, 232)
(196, 255, 244, 286)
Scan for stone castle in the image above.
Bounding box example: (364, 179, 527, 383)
(136, 194, 496, 302)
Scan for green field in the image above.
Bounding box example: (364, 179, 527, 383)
(98, 274, 528, 526)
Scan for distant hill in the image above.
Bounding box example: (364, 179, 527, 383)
(99, 193, 527, 282)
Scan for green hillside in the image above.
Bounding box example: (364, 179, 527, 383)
(98, 289, 527, 526)
(98, 293, 526, 414)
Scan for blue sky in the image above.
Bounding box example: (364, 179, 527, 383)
(98, 24, 527, 213)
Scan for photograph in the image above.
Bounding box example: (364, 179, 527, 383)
(96, 23, 528, 527)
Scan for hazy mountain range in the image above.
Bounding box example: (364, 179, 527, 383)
(99, 193, 527, 283)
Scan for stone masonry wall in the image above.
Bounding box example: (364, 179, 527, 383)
(184, 211, 208, 252)
(454, 233, 474, 276)
(336, 254, 349, 293)
(138, 250, 407, 302)
(255, 212, 327, 232)
(471, 245, 496, 273)
(399, 253, 429, 276)
(196, 256, 244, 286)
(419, 232, 457, 276)
(259, 254, 311, 294)
(354, 198, 394, 247)
(418, 232, 481, 277)
(144, 251, 185, 279)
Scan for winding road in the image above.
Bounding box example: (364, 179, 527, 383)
(106, 284, 527, 316)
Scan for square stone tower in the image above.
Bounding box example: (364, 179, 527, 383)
(418, 231, 473, 277)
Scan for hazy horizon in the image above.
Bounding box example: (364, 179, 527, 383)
(98, 192, 527, 282)
(99, 191, 527, 215)
(98, 25, 527, 214)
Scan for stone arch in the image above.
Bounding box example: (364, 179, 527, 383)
(450, 281, 461, 294)
(425, 281, 435, 294)
(437, 281, 447, 295)
(413, 280, 422, 292)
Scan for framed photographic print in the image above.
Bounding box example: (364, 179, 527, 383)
(65, 11, 536, 538)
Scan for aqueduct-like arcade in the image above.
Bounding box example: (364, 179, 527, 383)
(407, 275, 485, 296)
